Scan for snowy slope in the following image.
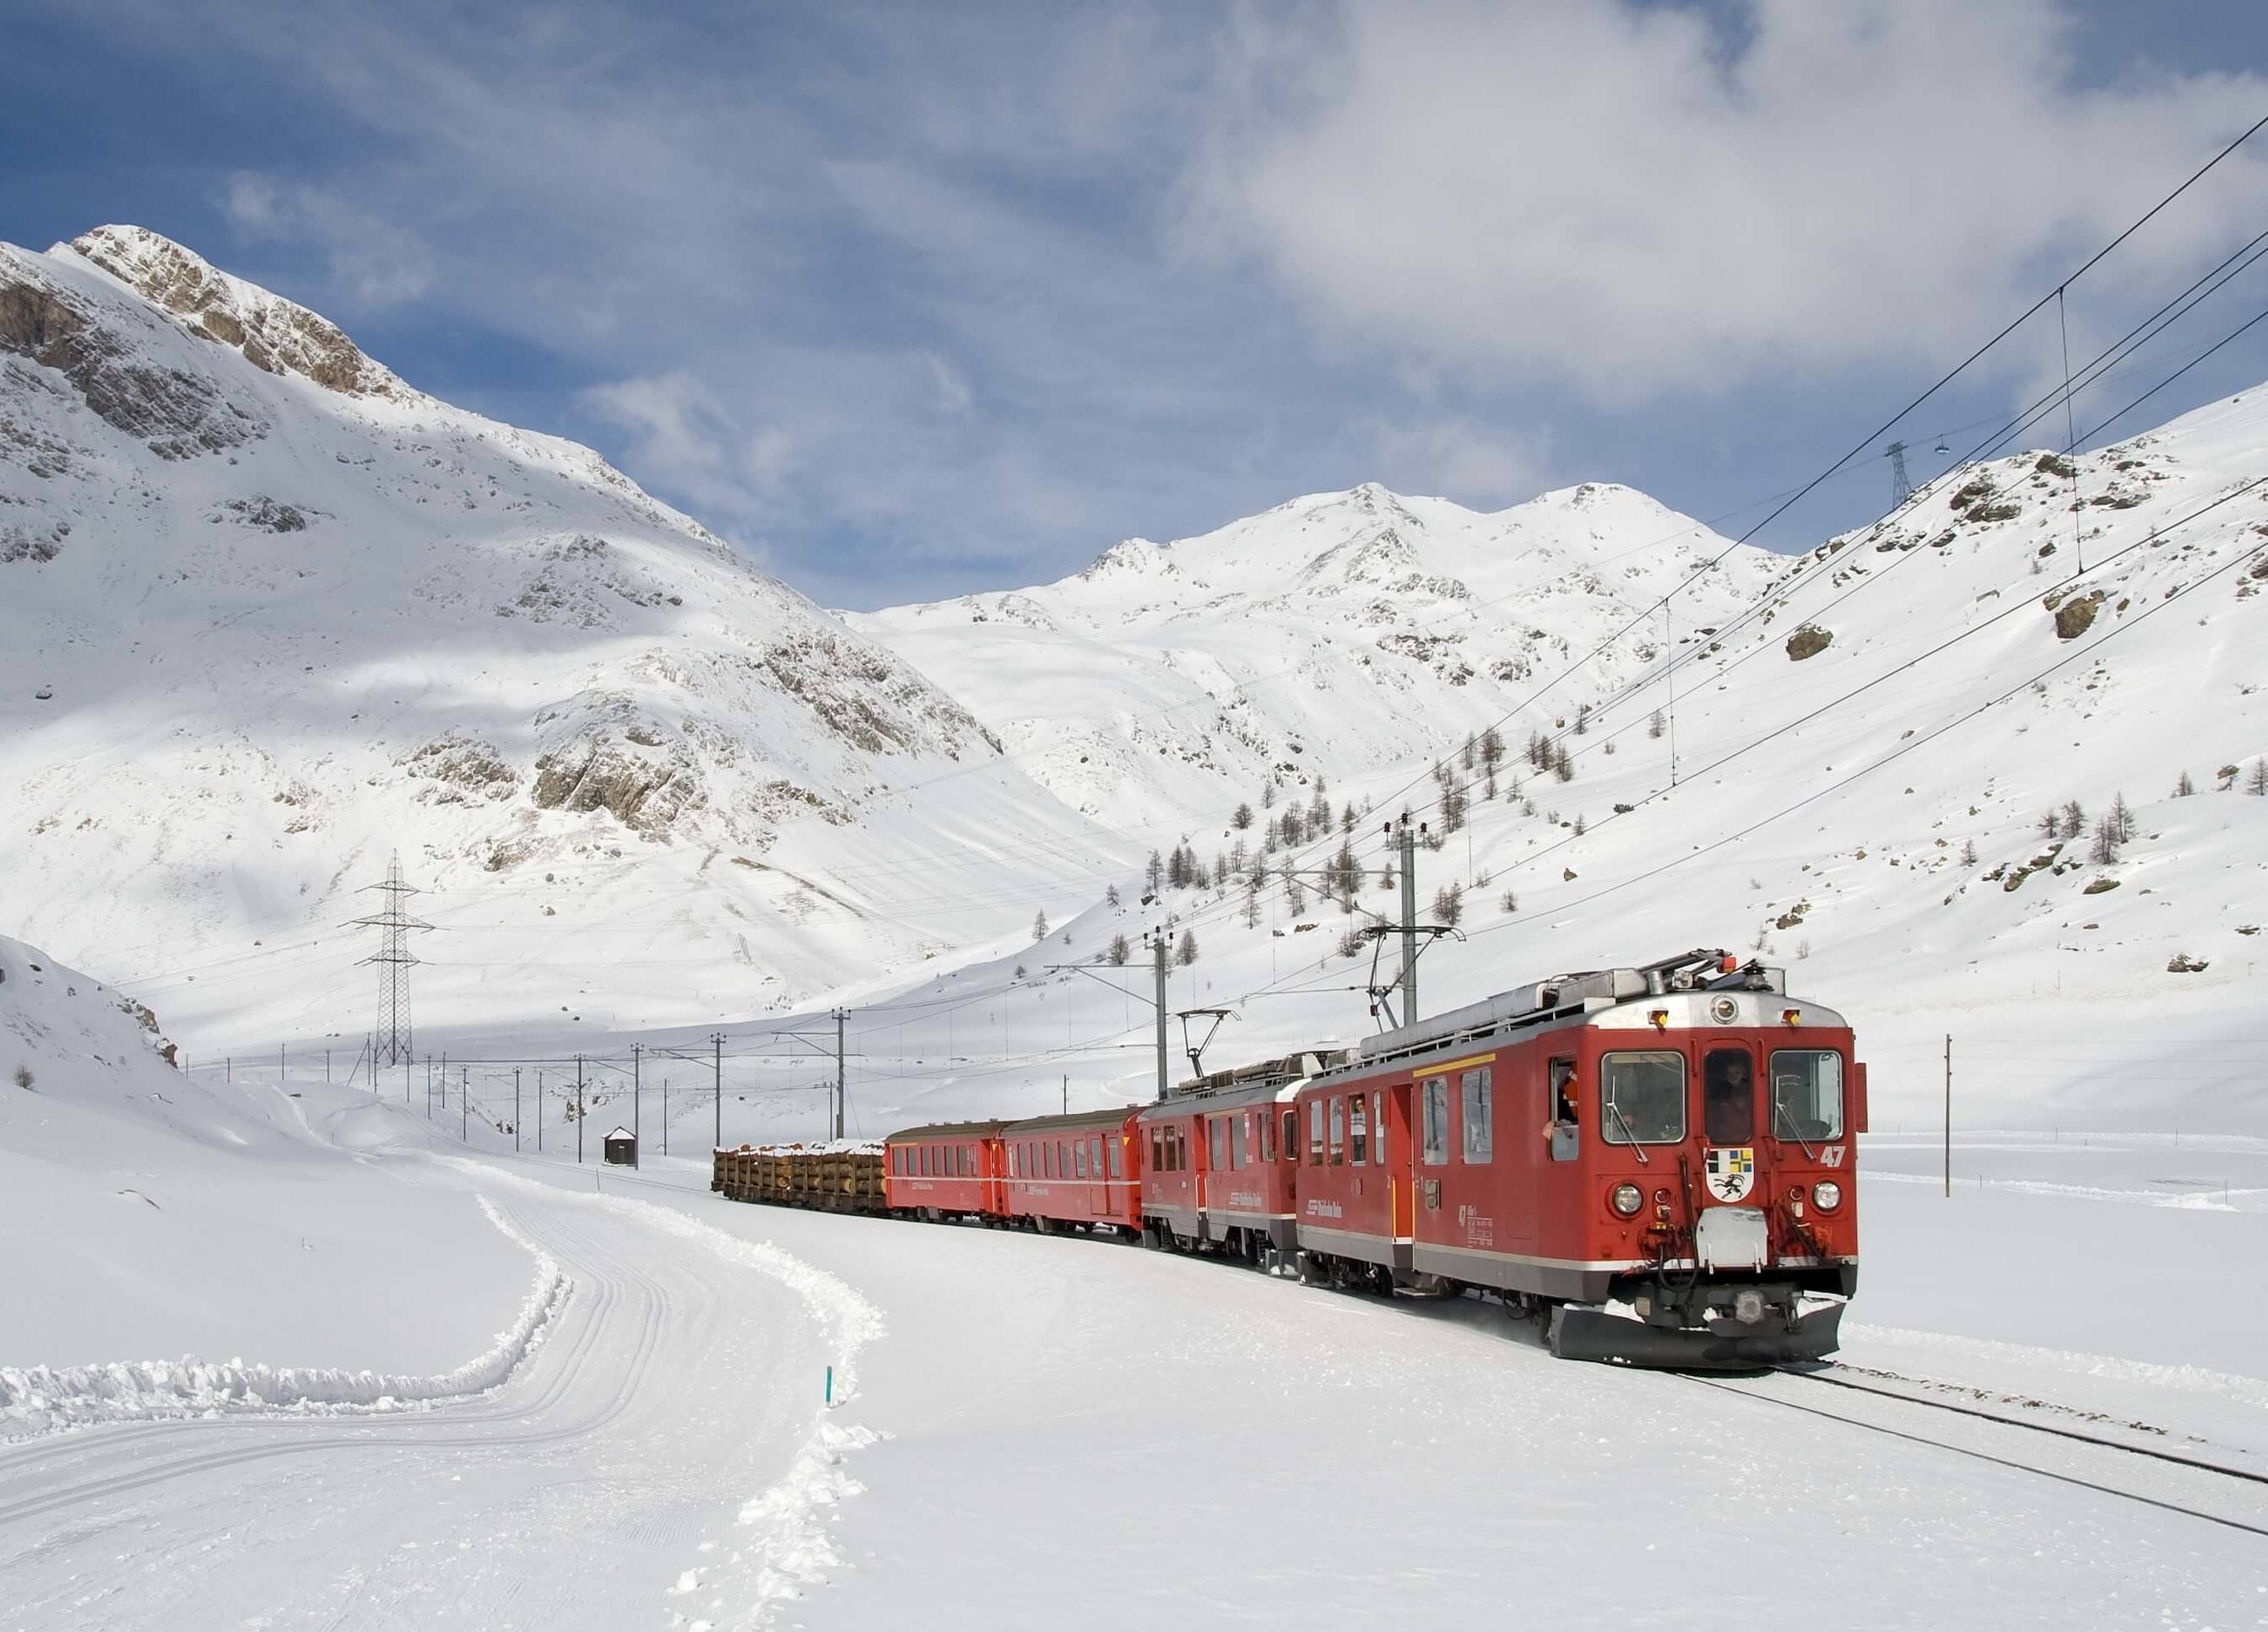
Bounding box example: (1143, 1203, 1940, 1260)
(0, 931, 531, 1375)
(0, 227, 1123, 1046)
(850, 480, 1779, 830)
(757, 388, 2268, 1140)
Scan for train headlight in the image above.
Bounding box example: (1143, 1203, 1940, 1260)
(1610, 1182, 1644, 1217)
(1813, 1180, 1843, 1212)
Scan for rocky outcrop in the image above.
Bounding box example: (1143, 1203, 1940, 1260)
(0, 268, 260, 459)
(1785, 624, 1833, 661)
(68, 226, 403, 400)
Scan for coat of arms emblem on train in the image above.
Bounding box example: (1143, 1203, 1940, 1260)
(1704, 1147, 1755, 1202)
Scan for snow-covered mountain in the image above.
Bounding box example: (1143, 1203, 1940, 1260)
(0, 227, 1119, 1045)
(818, 388, 2268, 1138)
(850, 481, 1780, 830)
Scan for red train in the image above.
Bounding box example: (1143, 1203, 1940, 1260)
(874, 948, 1861, 1367)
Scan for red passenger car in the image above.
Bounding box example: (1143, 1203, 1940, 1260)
(1138, 1053, 1339, 1263)
(1293, 949, 1863, 1366)
(1002, 1107, 1144, 1235)
(885, 1121, 1006, 1221)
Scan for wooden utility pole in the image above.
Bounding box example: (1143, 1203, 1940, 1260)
(632, 1043, 642, 1169)
(576, 1055, 586, 1164)
(834, 1008, 847, 1142)
(713, 1033, 724, 1152)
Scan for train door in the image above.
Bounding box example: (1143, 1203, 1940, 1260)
(1700, 1043, 1759, 1206)
(1389, 1081, 1415, 1245)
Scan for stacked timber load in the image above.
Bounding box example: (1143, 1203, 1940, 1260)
(710, 1140, 885, 1213)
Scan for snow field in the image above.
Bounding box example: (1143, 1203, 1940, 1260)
(0, 1194, 566, 1440)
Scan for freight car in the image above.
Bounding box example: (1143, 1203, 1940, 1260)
(712, 948, 1863, 1369)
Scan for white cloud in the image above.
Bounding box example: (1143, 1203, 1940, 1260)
(580, 370, 788, 530)
(223, 172, 434, 308)
(1364, 416, 1551, 505)
(1177, 0, 2268, 402)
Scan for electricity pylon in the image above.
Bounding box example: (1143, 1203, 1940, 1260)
(347, 851, 435, 1069)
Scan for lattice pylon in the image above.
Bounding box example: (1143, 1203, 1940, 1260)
(345, 851, 435, 1069)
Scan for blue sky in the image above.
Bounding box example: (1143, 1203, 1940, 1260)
(8, 1, 2268, 609)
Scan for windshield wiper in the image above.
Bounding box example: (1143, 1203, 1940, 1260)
(1773, 1102, 1819, 1162)
(1604, 1096, 1651, 1165)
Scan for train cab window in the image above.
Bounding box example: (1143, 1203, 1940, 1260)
(1421, 1077, 1448, 1165)
(1703, 1050, 1756, 1146)
(1348, 1094, 1369, 1164)
(1770, 1051, 1843, 1141)
(1308, 1100, 1325, 1166)
(1260, 1111, 1276, 1165)
(1372, 1090, 1387, 1165)
(1461, 1067, 1493, 1164)
(1600, 1051, 1687, 1145)
(1328, 1097, 1345, 1165)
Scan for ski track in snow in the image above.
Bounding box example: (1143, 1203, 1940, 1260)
(0, 1194, 570, 1443)
(458, 1161, 889, 1632)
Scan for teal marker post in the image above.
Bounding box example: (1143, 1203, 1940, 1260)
(825, 1365, 834, 1406)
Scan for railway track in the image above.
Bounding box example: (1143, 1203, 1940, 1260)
(1681, 1361, 2268, 1539)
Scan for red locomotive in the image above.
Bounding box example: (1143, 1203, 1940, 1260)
(836, 949, 1861, 1368)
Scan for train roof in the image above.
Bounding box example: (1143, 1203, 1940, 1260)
(1326, 948, 1849, 1078)
(1003, 1105, 1145, 1137)
(886, 1119, 1009, 1141)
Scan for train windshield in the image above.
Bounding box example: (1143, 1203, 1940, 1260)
(1600, 1051, 1686, 1144)
(1770, 1050, 1844, 1141)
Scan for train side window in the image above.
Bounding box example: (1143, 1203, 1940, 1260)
(1091, 1137, 1103, 1178)
(1348, 1094, 1369, 1164)
(1259, 1111, 1275, 1164)
(1210, 1117, 1226, 1171)
(1328, 1097, 1345, 1165)
(1283, 1109, 1297, 1164)
(1149, 1128, 1162, 1173)
(1308, 1100, 1324, 1166)
(1228, 1116, 1244, 1170)
(1177, 1127, 1189, 1171)
(1008, 1145, 1019, 1178)
(1703, 1049, 1756, 1146)
(1421, 1077, 1448, 1165)
(1770, 1051, 1844, 1141)
(1600, 1051, 1686, 1145)
(1109, 1138, 1125, 1180)
(1074, 1141, 1088, 1180)
(1462, 1067, 1493, 1164)
(1372, 1090, 1387, 1165)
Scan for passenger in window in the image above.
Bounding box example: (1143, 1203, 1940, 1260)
(1545, 1060, 1578, 1140)
(1705, 1052, 1756, 1146)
